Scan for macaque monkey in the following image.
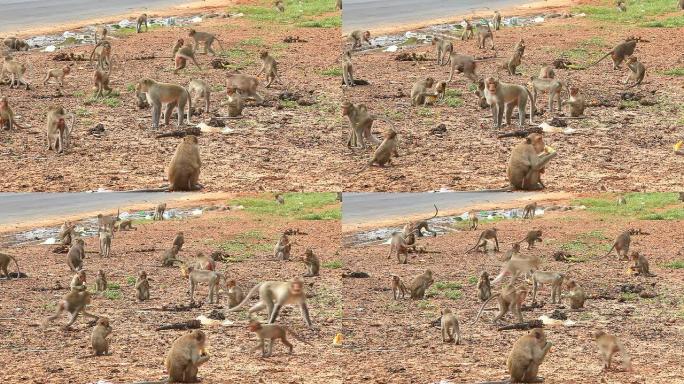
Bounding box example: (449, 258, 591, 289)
(466, 228, 499, 253)
(97, 209, 119, 234)
(274, 233, 291, 261)
(0, 96, 25, 130)
(680, 0, 684, 10)
(173, 231, 185, 251)
(473, 283, 527, 324)
(227, 279, 313, 327)
(491, 254, 541, 285)
(43, 290, 98, 328)
(1, 58, 30, 89)
(505, 39, 525, 75)
(502, 242, 521, 262)
(605, 230, 631, 260)
(483, 77, 535, 128)
(174, 42, 202, 74)
(274, 0, 285, 12)
(468, 212, 479, 230)
(165, 330, 210, 383)
(226, 86, 244, 117)
(43, 65, 71, 87)
(302, 249, 320, 277)
(529, 76, 563, 112)
(70, 270, 87, 292)
(616, 1, 627, 12)
(539, 65, 555, 79)
(523, 202, 537, 219)
(188, 29, 224, 55)
(89, 40, 111, 70)
(172, 38, 184, 58)
(136, 13, 149, 33)
(507, 328, 553, 383)
(341, 50, 355, 87)
(411, 77, 436, 106)
(594, 331, 631, 371)
(95, 26, 108, 44)
(359, 128, 399, 172)
(448, 54, 478, 82)
(348, 30, 371, 49)
(630, 251, 654, 276)
(95, 269, 108, 292)
(187, 79, 210, 114)
(58, 221, 76, 246)
(624, 56, 645, 89)
(181, 265, 221, 304)
(91, 317, 112, 356)
(135, 78, 192, 129)
(492, 11, 502, 30)
(432, 37, 453, 66)
(565, 280, 586, 309)
(507, 133, 557, 190)
(168, 135, 202, 191)
(135, 271, 150, 301)
(461, 20, 474, 40)
(247, 320, 312, 357)
(474, 78, 489, 109)
(193, 252, 216, 271)
(99, 230, 112, 257)
(154, 203, 166, 220)
(337, 0, 342, 10)
(477, 271, 491, 301)
(162, 245, 182, 267)
(531, 271, 564, 304)
(405, 205, 439, 237)
(387, 232, 410, 264)
(257, 51, 282, 88)
(617, 195, 627, 205)
(226, 73, 263, 104)
(275, 193, 285, 205)
(424, 81, 447, 105)
(588, 36, 638, 69)
(408, 269, 434, 299)
(115, 219, 135, 231)
(391, 275, 408, 299)
(440, 309, 461, 344)
(226, 279, 245, 308)
(3, 37, 29, 51)
(341, 101, 381, 149)
(66, 238, 86, 272)
(520, 230, 542, 249)
(0, 252, 21, 279)
(475, 22, 494, 49)
(402, 223, 417, 248)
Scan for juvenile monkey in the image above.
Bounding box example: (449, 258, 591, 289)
(227, 279, 313, 327)
(588, 36, 638, 69)
(135, 271, 150, 301)
(66, 238, 86, 272)
(172, 38, 184, 58)
(539, 65, 555, 79)
(168, 135, 202, 191)
(477, 271, 491, 301)
(508, 328, 553, 383)
(341, 101, 381, 149)
(475, 22, 494, 50)
(115, 219, 135, 231)
(188, 79, 210, 114)
(565, 279, 586, 309)
(161, 245, 182, 267)
(226, 86, 244, 117)
(624, 56, 646, 89)
(89, 40, 111, 70)
(505, 39, 525, 75)
(529, 76, 564, 113)
(461, 20, 474, 40)
(136, 13, 148, 33)
(474, 78, 489, 109)
(95, 26, 108, 44)
(519, 230, 542, 249)
(563, 86, 585, 117)
(424, 81, 447, 105)
(507, 133, 557, 191)
(257, 51, 282, 88)
(174, 42, 202, 74)
(274, 233, 292, 261)
(594, 331, 631, 371)
(99, 230, 112, 257)
(466, 228, 499, 253)
(97, 210, 119, 234)
(181, 265, 221, 304)
(391, 275, 408, 299)
(226, 73, 263, 104)
(91, 317, 112, 356)
(359, 128, 398, 172)
(95, 269, 108, 292)
(58, 221, 76, 245)
(302, 248, 320, 277)
(616, 0, 627, 12)
(630, 251, 654, 276)
(468, 211, 479, 230)
(473, 283, 527, 324)
(275, 193, 285, 205)
(226, 279, 245, 308)
(491, 253, 541, 285)
(0, 96, 26, 130)
(387, 232, 410, 264)
(165, 330, 210, 383)
(431, 37, 453, 66)
(274, 0, 285, 12)
(3, 37, 29, 51)
(502, 242, 521, 262)
(617, 195, 627, 205)
(43, 65, 71, 87)
(173, 231, 185, 251)
(492, 11, 502, 30)
(531, 271, 564, 304)
(188, 29, 224, 55)
(348, 30, 371, 49)
(0, 252, 21, 279)
(70, 270, 87, 292)
(247, 320, 312, 357)
(44, 290, 98, 328)
(605, 230, 631, 260)
(193, 252, 216, 271)
(1, 58, 30, 89)
(135, 78, 192, 129)
(341, 50, 355, 87)
(411, 77, 435, 106)
(522, 202, 537, 219)
(408, 269, 434, 299)
(440, 308, 461, 344)
(483, 77, 535, 128)
(448, 54, 478, 82)
(154, 202, 166, 220)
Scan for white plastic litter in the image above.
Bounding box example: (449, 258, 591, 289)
(42, 237, 57, 245)
(191, 209, 203, 216)
(404, 31, 417, 38)
(43, 45, 56, 52)
(539, 315, 576, 327)
(384, 45, 398, 52)
(62, 31, 76, 38)
(118, 19, 132, 27)
(196, 315, 234, 326)
(540, 122, 576, 135)
(221, 127, 235, 135)
(191, 16, 203, 23)
(533, 17, 545, 23)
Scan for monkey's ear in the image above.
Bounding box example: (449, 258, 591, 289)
(525, 137, 532, 144)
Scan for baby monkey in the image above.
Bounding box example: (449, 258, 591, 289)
(594, 331, 631, 371)
(302, 248, 320, 277)
(624, 56, 646, 89)
(247, 319, 312, 357)
(391, 274, 408, 299)
(257, 51, 283, 88)
(440, 308, 461, 344)
(43, 65, 71, 87)
(91, 317, 112, 356)
(358, 128, 399, 173)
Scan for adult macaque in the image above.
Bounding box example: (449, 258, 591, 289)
(461, 20, 474, 40)
(115, 219, 135, 231)
(188, 79, 210, 114)
(182, 265, 221, 304)
(565, 280, 586, 309)
(226, 86, 244, 117)
(274, 233, 292, 261)
(358, 128, 399, 172)
(594, 331, 631, 371)
(174, 42, 202, 74)
(3, 37, 29, 51)
(70, 270, 87, 292)
(161, 245, 182, 267)
(341, 101, 381, 149)
(97, 209, 119, 234)
(492, 11, 502, 30)
(0, 252, 21, 279)
(483, 77, 534, 128)
(539, 65, 555, 79)
(93, 67, 113, 98)
(605, 230, 631, 260)
(411, 77, 435, 106)
(91, 317, 112, 356)
(43, 290, 98, 328)
(507, 133, 557, 190)
(508, 328, 553, 383)
(136, 13, 148, 33)
(409, 269, 434, 299)
(473, 283, 527, 324)
(624, 56, 646, 88)
(43, 65, 71, 87)
(226, 279, 244, 308)
(66, 238, 86, 272)
(168, 135, 202, 191)
(466, 228, 499, 253)
(193, 252, 216, 271)
(89, 40, 111, 70)
(1, 58, 30, 89)
(387, 232, 410, 264)
(477, 271, 491, 301)
(588, 36, 638, 69)
(257, 51, 282, 88)
(154, 202, 167, 220)
(165, 330, 210, 383)
(0, 96, 26, 130)
(135, 271, 150, 301)
(188, 29, 224, 55)
(391, 275, 408, 299)
(505, 39, 525, 75)
(432, 37, 453, 66)
(440, 309, 461, 344)
(135, 78, 192, 129)
(226, 73, 263, 104)
(99, 230, 112, 257)
(630, 251, 654, 276)
(529, 76, 563, 112)
(58, 221, 76, 246)
(502, 242, 521, 262)
(348, 30, 371, 49)
(302, 249, 320, 277)
(173, 231, 185, 251)
(531, 271, 564, 304)
(95, 26, 108, 44)
(468, 211, 479, 230)
(523, 202, 537, 219)
(491, 253, 542, 285)
(247, 320, 312, 357)
(227, 279, 313, 327)
(519, 229, 542, 249)
(95, 269, 108, 292)
(342, 50, 354, 87)
(475, 22, 494, 49)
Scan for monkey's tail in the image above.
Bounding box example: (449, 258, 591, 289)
(603, 243, 616, 258)
(623, 79, 642, 90)
(471, 293, 500, 324)
(226, 282, 262, 312)
(584, 51, 612, 69)
(525, 88, 535, 125)
(186, 89, 193, 125)
(286, 328, 314, 346)
(356, 161, 372, 174)
(428, 204, 439, 220)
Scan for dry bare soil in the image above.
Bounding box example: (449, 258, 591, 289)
(339, 194, 684, 383)
(0, 193, 344, 383)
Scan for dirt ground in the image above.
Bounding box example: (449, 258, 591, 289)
(0, 1, 342, 192)
(0, 196, 344, 383)
(339, 199, 684, 383)
(340, 7, 684, 192)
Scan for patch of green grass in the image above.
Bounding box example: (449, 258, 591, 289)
(641, 16, 684, 28)
(107, 283, 120, 290)
(75, 108, 90, 117)
(619, 100, 639, 109)
(559, 231, 609, 261)
(231, 0, 338, 28)
(661, 68, 684, 76)
(103, 282, 122, 300)
(113, 26, 137, 36)
(73, 90, 85, 98)
(573, 192, 684, 219)
(280, 100, 298, 109)
(426, 281, 463, 301)
(562, 48, 590, 60)
(663, 260, 684, 269)
(211, 84, 225, 92)
(59, 37, 80, 46)
(239, 37, 265, 47)
(322, 260, 343, 269)
(85, 92, 121, 108)
(442, 88, 464, 108)
(417, 107, 433, 117)
(229, 193, 340, 220)
(467, 276, 478, 285)
(300, 209, 340, 220)
(401, 37, 419, 46)
(216, 230, 270, 263)
(416, 300, 435, 310)
(320, 67, 342, 77)
(220, 48, 249, 59)
(126, 83, 136, 92)
(297, 16, 340, 28)
(574, 0, 682, 27)
(126, 277, 135, 286)
(620, 292, 639, 301)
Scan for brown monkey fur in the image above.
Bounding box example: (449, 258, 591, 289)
(440, 308, 461, 344)
(227, 279, 313, 327)
(473, 283, 527, 324)
(165, 330, 210, 382)
(408, 269, 434, 299)
(523, 202, 537, 219)
(302, 248, 320, 277)
(507, 133, 556, 191)
(594, 331, 631, 371)
(359, 128, 399, 172)
(605, 230, 631, 260)
(135, 271, 150, 301)
(477, 271, 492, 302)
(519, 229, 542, 249)
(168, 135, 202, 191)
(565, 279, 586, 309)
(466, 228, 499, 253)
(95, 269, 108, 292)
(44, 289, 98, 328)
(342, 101, 381, 149)
(432, 36, 453, 66)
(348, 30, 371, 49)
(91, 317, 112, 356)
(391, 275, 408, 299)
(507, 328, 553, 382)
(0, 252, 21, 278)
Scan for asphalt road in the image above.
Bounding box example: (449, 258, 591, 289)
(342, 191, 533, 225)
(342, 0, 528, 32)
(0, 0, 189, 33)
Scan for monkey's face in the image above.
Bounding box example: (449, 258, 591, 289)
(566, 281, 576, 289)
(290, 281, 303, 295)
(569, 87, 579, 96)
(486, 79, 498, 93)
(227, 280, 236, 288)
(528, 134, 545, 154)
(531, 328, 546, 342)
(260, 51, 268, 59)
(184, 135, 198, 144)
(341, 104, 351, 117)
(98, 318, 109, 327)
(363, 31, 371, 40)
(512, 243, 520, 252)
(425, 78, 435, 88)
